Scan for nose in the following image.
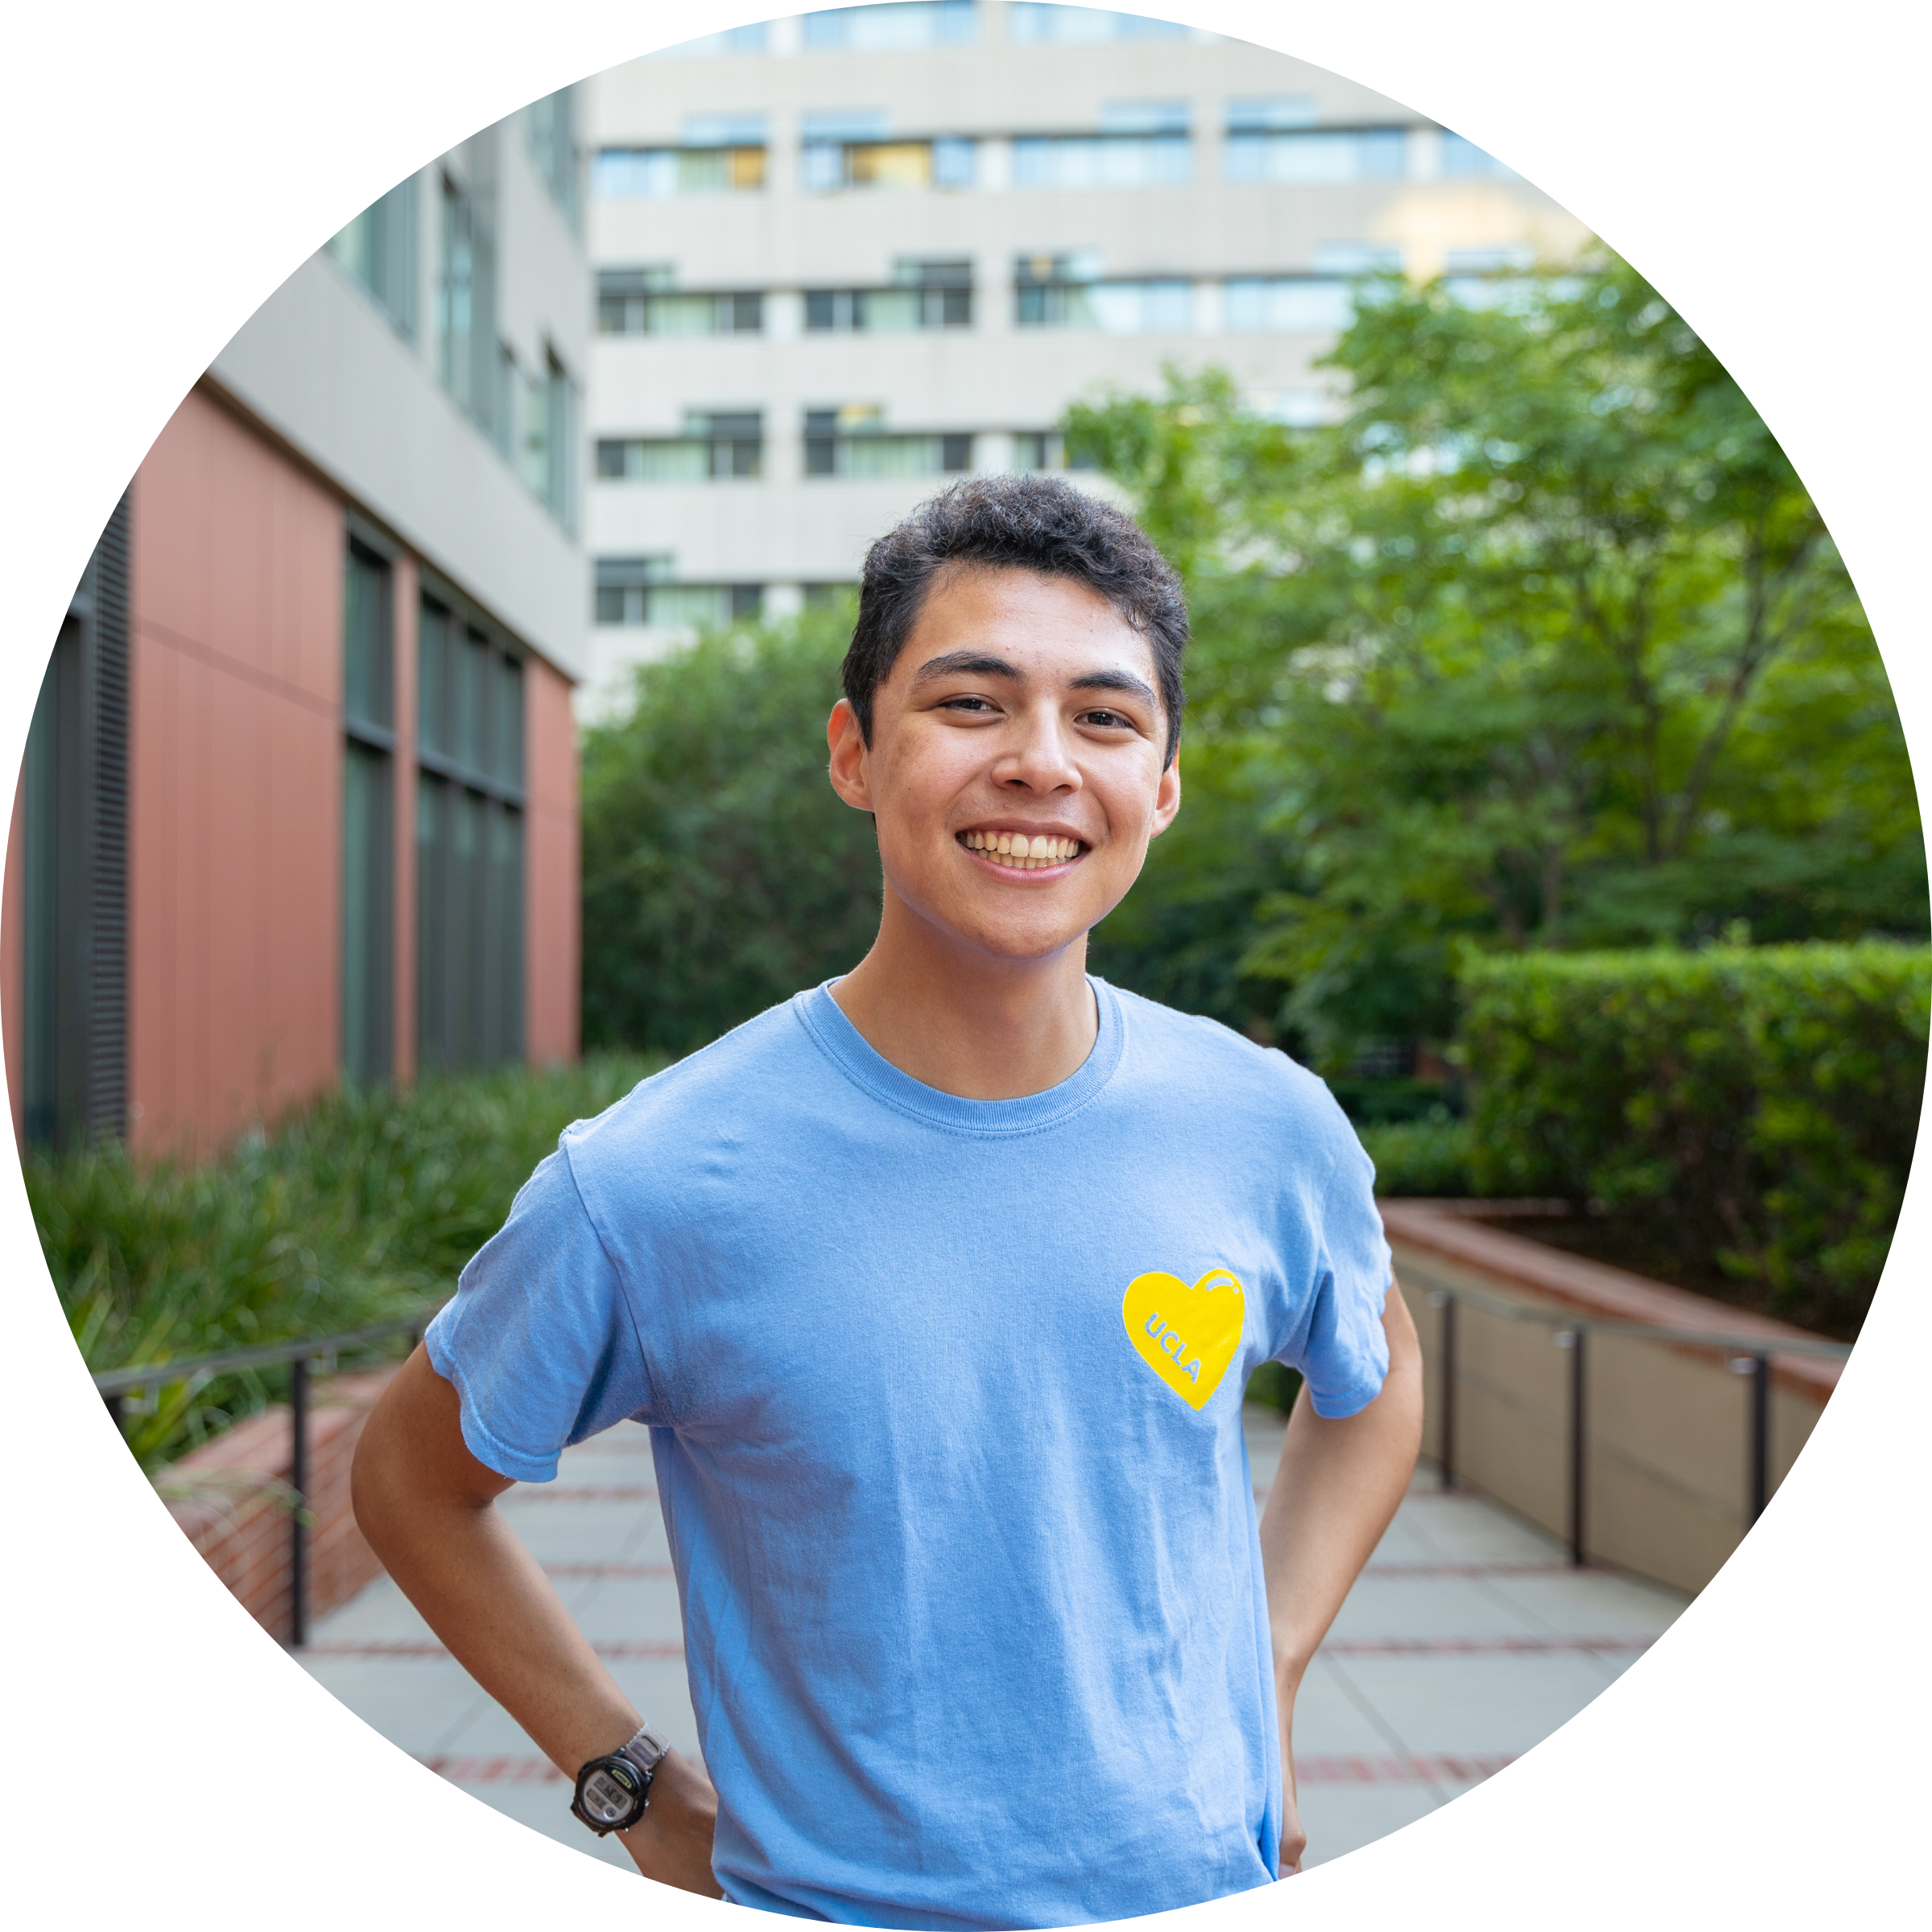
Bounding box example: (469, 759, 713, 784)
(994, 700, 1083, 796)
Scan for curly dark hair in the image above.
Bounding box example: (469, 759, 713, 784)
(840, 474, 1188, 766)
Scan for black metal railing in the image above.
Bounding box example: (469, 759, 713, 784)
(93, 1307, 443, 1646)
(1426, 1282, 1852, 1567)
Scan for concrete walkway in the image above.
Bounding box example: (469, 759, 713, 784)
(300, 1406, 1686, 1876)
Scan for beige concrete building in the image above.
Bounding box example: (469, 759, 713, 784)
(583, 4, 1588, 715)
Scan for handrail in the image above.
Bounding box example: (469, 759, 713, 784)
(90, 1308, 446, 1397)
(93, 1302, 446, 1648)
(1422, 1276, 1853, 1361)
(1422, 1277, 1854, 1570)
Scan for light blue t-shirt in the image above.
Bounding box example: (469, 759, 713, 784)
(427, 979, 1391, 1929)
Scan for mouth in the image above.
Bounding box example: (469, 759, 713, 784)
(957, 828, 1088, 873)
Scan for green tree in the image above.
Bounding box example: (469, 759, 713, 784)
(1067, 258, 1922, 1064)
(580, 601, 883, 1054)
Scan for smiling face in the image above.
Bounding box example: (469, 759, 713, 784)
(828, 564, 1181, 967)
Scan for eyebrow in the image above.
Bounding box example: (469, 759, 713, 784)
(910, 650, 1159, 710)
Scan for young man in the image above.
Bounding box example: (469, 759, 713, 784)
(353, 476, 1423, 1923)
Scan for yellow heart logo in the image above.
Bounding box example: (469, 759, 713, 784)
(1121, 1268, 1246, 1411)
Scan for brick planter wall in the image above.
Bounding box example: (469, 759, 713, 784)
(153, 1366, 398, 1645)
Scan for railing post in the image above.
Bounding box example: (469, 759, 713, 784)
(288, 1354, 310, 1649)
(1559, 1327, 1587, 1567)
(1748, 1352, 1771, 1526)
(1437, 1291, 1457, 1491)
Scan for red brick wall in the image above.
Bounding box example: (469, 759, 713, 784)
(158, 1365, 397, 1645)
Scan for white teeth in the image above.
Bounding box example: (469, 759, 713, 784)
(964, 832, 1083, 867)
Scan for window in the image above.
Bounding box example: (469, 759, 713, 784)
(806, 262, 972, 331)
(1224, 126, 1409, 184)
(437, 170, 498, 432)
(598, 270, 763, 335)
(1008, 4, 1187, 40)
(526, 88, 581, 229)
(327, 176, 419, 336)
(597, 412, 764, 481)
(1015, 256, 1191, 331)
(1313, 242, 1403, 275)
(415, 596, 524, 1072)
(592, 145, 766, 197)
(522, 348, 574, 526)
(683, 112, 768, 146)
(1441, 132, 1517, 180)
(22, 499, 130, 1150)
(804, 408, 972, 477)
(1224, 277, 1354, 332)
(1010, 132, 1191, 189)
(803, 2, 978, 50)
(595, 559, 762, 628)
(1013, 431, 1064, 470)
(1443, 254, 1567, 312)
(803, 582, 858, 609)
(802, 137, 976, 191)
(342, 539, 394, 1086)
(1226, 96, 1317, 131)
(1100, 100, 1190, 134)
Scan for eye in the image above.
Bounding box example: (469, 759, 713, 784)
(940, 694, 997, 714)
(1078, 708, 1134, 731)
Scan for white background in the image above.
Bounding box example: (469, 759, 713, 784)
(2, 2, 1926, 1922)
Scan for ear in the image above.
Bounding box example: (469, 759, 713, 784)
(827, 698, 875, 812)
(1148, 749, 1182, 839)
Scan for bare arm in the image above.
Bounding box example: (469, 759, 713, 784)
(1257, 1279, 1425, 1874)
(350, 1347, 721, 1893)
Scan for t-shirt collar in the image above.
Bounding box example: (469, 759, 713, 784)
(794, 976, 1125, 1136)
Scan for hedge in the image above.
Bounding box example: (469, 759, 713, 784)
(1458, 943, 1930, 1319)
(1356, 1118, 1472, 1198)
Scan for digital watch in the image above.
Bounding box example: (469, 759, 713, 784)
(570, 1721, 671, 1836)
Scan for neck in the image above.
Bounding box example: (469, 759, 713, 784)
(830, 887, 1099, 1100)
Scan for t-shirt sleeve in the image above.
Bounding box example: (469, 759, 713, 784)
(1274, 1123, 1393, 1419)
(423, 1138, 654, 1483)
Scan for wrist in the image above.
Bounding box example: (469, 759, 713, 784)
(1274, 1642, 1312, 1703)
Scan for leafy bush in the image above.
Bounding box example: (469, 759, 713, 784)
(1357, 1119, 1473, 1198)
(581, 602, 883, 1054)
(1459, 943, 1929, 1322)
(31, 1055, 660, 1467)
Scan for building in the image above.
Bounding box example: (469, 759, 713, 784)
(580, 3, 1589, 716)
(6, 93, 590, 1158)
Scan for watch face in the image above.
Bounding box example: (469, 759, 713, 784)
(580, 1762, 642, 1826)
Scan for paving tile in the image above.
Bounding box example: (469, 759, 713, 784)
(305, 1574, 440, 1645)
(1294, 1781, 1439, 1869)
(1388, 1493, 1570, 1568)
(1324, 1574, 1547, 1643)
(298, 1655, 493, 1757)
(1284, 1655, 1399, 1757)
(1480, 1567, 1687, 1637)
(569, 1573, 687, 1643)
(1325, 1649, 1621, 1757)
(490, 1499, 665, 1565)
